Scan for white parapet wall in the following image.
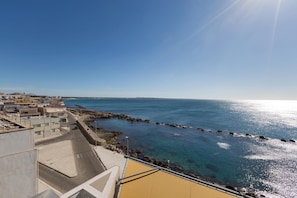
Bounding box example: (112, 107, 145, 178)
(61, 166, 120, 198)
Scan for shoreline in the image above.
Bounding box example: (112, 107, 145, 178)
(67, 107, 257, 197)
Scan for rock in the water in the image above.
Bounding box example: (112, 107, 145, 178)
(135, 148, 142, 154)
(143, 156, 153, 163)
(206, 164, 219, 172)
(259, 136, 268, 140)
(226, 185, 236, 191)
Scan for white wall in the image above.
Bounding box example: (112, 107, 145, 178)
(0, 128, 37, 198)
(0, 150, 37, 198)
(0, 129, 34, 156)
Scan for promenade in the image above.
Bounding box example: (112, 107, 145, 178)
(37, 143, 126, 194)
(37, 111, 106, 194)
(38, 143, 127, 179)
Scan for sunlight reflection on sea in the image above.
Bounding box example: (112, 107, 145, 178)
(229, 100, 297, 138)
(244, 139, 297, 197)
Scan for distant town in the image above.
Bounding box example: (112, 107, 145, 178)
(0, 92, 68, 139)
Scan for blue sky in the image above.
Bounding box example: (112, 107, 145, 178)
(1, 0, 296, 100)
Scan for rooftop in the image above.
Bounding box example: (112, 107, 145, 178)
(118, 158, 238, 198)
(0, 117, 26, 133)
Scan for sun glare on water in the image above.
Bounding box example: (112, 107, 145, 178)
(230, 99, 297, 131)
(242, 100, 297, 129)
(249, 100, 297, 114)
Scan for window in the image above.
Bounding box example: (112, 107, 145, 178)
(33, 124, 42, 127)
(35, 131, 43, 135)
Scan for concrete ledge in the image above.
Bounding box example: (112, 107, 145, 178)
(95, 146, 126, 177)
(38, 179, 62, 196)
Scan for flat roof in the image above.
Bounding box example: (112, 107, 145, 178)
(119, 159, 237, 198)
(0, 117, 27, 133)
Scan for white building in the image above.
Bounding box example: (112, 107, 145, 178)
(4, 115, 61, 140)
(23, 116, 61, 140)
(43, 107, 68, 123)
(0, 117, 37, 198)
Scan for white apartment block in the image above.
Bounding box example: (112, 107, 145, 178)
(22, 116, 61, 140)
(5, 115, 61, 140)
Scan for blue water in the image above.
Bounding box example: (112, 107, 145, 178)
(65, 98, 297, 197)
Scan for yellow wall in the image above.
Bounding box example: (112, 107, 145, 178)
(120, 160, 236, 198)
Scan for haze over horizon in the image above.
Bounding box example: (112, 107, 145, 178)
(1, 0, 297, 100)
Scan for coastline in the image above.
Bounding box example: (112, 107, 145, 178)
(67, 107, 257, 197)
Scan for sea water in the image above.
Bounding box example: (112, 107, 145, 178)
(65, 98, 297, 197)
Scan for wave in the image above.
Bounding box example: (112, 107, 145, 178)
(217, 142, 231, 150)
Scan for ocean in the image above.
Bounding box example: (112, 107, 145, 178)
(64, 98, 297, 197)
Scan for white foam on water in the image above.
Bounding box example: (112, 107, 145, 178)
(217, 142, 231, 149)
(233, 133, 244, 137)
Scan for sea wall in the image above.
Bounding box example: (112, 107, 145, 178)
(76, 118, 106, 146)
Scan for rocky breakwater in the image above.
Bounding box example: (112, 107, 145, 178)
(97, 112, 150, 124)
(68, 108, 149, 150)
(70, 107, 150, 123)
(69, 107, 296, 158)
